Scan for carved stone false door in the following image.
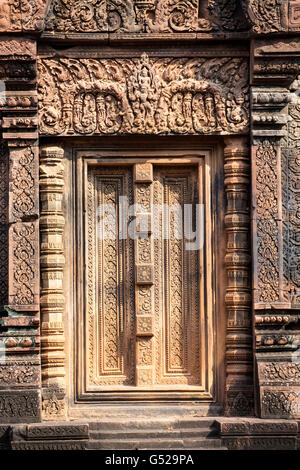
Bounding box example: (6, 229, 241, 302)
(83, 160, 211, 399)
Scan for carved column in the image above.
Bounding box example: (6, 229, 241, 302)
(40, 146, 66, 420)
(251, 38, 300, 418)
(0, 38, 41, 422)
(224, 136, 253, 416)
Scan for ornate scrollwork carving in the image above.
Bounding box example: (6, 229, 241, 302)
(45, 0, 209, 32)
(38, 54, 249, 136)
(12, 223, 36, 305)
(255, 139, 280, 304)
(243, 0, 283, 34)
(11, 147, 35, 219)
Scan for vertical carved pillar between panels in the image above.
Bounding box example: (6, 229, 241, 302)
(133, 163, 155, 386)
(40, 146, 66, 420)
(224, 137, 253, 416)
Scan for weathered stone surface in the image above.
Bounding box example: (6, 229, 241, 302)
(0, 1, 49, 33)
(0, 390, 41, 423)
(1, 0, 300, 443)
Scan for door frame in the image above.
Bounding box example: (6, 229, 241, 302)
(63, 137, 226, 417)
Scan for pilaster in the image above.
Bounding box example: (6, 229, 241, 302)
(251, 37, 300, 418)
(0, 37, 41, 422)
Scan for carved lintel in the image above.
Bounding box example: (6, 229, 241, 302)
(38, 55, 249, 137)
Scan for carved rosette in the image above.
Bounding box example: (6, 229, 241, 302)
(40, 146, 66, 420)
(224, 137, 253, 416)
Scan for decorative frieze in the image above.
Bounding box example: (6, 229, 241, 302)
(42, 0, 300, 37)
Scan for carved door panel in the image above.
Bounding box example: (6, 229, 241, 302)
(86, 166, 135, 388)
(80, 158, 213, 400)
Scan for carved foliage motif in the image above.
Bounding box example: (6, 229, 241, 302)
(287, 90, 300, 303)
(286, 149, 300, 303)
(101, 179, 124, 373)
(86, 167, 135, 386)
(260, 362, 300, 383)
(45, 0, 210, 33)
(0, 364, 40, 385)
(12, 223, 36, 305)
(255, 140, 280, 303)
(10, 147, 36, 220)
(153, 167, 201, 385)
(0, 0, 48, 32)
(44, 0, 290, 34)
(262, 390, 300, 417)
(0, 142, 8, 307)
(38, 54, 249, 136)
(243, 0, 283, 34)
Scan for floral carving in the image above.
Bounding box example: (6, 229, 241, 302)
(0, 0, 48, 32)
(87, 167, 135, 386)
(0, 364, 40, 385)
(44, 0, 288, 34)
(137, 340, 152, 366)
(45, 0, 210, 33)
(11, 147, 35, 219)
(262, 390, 300, 417)
(255, 140, 280, 303)
(38, 54, 249, 136)
(0, 142, 8, 307)
(12, 223, 36, 305)
(261, 362, 300, 382)
(101, 180, 122, 372)
(243, 0, 283, 34)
